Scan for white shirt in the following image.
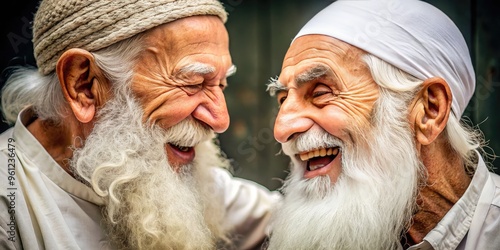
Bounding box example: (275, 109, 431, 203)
(405, 153, 500, 250)
(0, 110, 282, 250)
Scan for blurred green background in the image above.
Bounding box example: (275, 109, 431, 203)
(0, 0, 499, 192)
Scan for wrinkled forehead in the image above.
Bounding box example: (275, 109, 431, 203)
(142, 15, 229, 50)
(279, 35, 367, 85)
(135, 15, 232, 73)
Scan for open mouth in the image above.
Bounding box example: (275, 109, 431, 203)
(171, 144, 192, 152)
(299, 147, 340, 172)
(165, 143, 196, 170)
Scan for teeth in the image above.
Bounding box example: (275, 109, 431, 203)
(299, 147, 340, 161)
(308, 151, 314, 159)
(332, 148, 339, 155)
(176, 146, 190, 152)
(309, 164, 323, 171)
(320, 148, 326, 157)
(300, 154, 308, 161)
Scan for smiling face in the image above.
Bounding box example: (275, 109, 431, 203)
(272, 35, 379, 183)
(69, 16, 233, 248)
(267, 35, 423, 250)
(130, 15, 234, 169)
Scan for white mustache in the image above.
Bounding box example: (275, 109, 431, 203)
(281, 127, 344, 156)
(159, 118, 215, 148)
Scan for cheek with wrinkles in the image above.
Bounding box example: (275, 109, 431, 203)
(326, 73, 379, 128)
(318, 93, 377, 131)
(132, 76, 190, 121)
(132, 69, 197, 101)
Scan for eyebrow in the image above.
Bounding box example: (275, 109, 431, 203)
(266, 65, 331, 97)
(226, 65, 237, 77)
(296, 65, 329, 86)
(266, 76, 287, 97)
(179, 63, 237, 78)
(179, 62, 215, 75)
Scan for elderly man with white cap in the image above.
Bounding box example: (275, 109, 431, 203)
(267, 0, 500, 249)
(0, 0, 282, 249)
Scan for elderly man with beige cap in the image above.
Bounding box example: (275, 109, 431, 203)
(266, 0, 500, 249)
(0, 0, 281, 249)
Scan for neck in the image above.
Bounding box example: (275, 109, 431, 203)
(27, 115, 88, 177)
(405, 136, 472, 246)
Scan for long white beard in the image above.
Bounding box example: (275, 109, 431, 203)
(70, 91, 227, 249)
(267, 90, 425, 250)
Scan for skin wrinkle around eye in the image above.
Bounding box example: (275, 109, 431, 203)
(278, 64, 344, 107)
(275, 35, 380, 147)
(129, 16, 232, 131)
(309, 59, 376, 127)
(175, 62, 232, 109)
(136, 61, 231, 124)
(273, 63, 334, 105)
(176, 62, 232, 84)
(278, 73, 375, 123)
(142, 43, 227, 88)
(174, 63, 235, 98)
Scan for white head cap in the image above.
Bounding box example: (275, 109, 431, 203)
(294, 0, 475, 117)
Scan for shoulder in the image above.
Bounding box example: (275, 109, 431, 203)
(490, 171, 500, 188)
(489, 171, 500, 208)
(465, 170, 500, 249)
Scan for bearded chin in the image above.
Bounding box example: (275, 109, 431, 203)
(268, 90, 425, 250)
(70, 91, 226, 249)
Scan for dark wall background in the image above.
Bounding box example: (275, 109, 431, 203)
(1, 0, 499, 191)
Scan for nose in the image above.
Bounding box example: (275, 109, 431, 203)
(192, 87, 230, 133)
(274, 93, 313, 143)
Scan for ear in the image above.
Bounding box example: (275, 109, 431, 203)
(409, 77, 452, 146)
(57, 48, 109, 123)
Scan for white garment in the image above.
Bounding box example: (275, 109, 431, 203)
(0, 110, 282, 250)
(403, 152, 500, 250)
(293, 0, 475, 118)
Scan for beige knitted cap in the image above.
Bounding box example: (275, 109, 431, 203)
(33, 0, 228, 75)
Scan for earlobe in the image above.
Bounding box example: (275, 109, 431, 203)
(411, 77, 452, 145)
(57, 48, 108, 123)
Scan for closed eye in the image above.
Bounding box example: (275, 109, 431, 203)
(181, 84, 203, 95)
(312, 84, 332, 98)
(312, 91, 331, 97)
